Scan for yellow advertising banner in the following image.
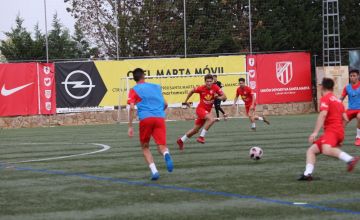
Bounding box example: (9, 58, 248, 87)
(94, 55, 246, 106)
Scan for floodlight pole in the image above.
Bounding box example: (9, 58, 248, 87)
(248, 0, 252, 54)
(115, 0, 120, 60)
(183, 0, 187, 58)
(44, 0, 49, 63)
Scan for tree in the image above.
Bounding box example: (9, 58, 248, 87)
(0, 15, 36, 60)
(72, 20, 91, 58)
(48, 13, 77, 59)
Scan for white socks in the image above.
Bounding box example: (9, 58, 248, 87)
(357, 128, 360, 138)
(339, 152, 353, 163)
(149, 163, 158, 174)
(251, 123, 256, 128)
(200, 129, 207, 137)
(163, 150, 169, 156)
(181, 135, 188, 142)
(304, 163, 314, 176)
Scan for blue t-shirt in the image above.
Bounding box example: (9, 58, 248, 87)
(346, 84, 360, 110)
(129, 82, 165, 120)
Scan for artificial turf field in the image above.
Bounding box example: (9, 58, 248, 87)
(1, 114, 360, 220)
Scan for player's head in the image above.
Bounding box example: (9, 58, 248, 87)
(349, 69, 360, 84)
(238, 78, 246, 88)
(204, 74, 213, 88)
(321, 77, 334, 94)
(213, 75, 218, 82)
(132, 68, 145, 82)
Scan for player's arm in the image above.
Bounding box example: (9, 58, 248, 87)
(164, 99, 168, 110)
(128, 103, 135, 137)
(250, 93, 256, 109)
(127, 89, 140, 138)
(308, 110, 328, 143)
(184, 88, 195, 107)
(233, 94, 239, 107)
(340, 87, 347, 101)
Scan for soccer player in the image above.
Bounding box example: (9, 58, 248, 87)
(127, 68, 173, 181)
(340, 69, 360, 146)
(232, 78, 269, 131)
(213, 75, 228, 121)
(298, 78, 359, 181)
(177, 74, 227, 150)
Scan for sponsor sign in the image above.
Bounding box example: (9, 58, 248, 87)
(55, 62, 107, 108)
(94, 55, 246, 106)
(0, 62, 56, 116)
(254, 52, 312, 104)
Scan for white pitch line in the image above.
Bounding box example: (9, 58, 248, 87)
(7, 143, 111, 164)
(293, 202, 308, 205)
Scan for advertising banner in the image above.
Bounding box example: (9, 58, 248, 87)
(246, 54, 258, 100)
(55, 62, 108, 108)
(38, 63, 56, 114)
(94, 55, 246, 106)
(254, 52, 312, 104)
(0, 63, 39, 116)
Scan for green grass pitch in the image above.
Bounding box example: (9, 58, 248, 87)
(1, 114, 360, 220)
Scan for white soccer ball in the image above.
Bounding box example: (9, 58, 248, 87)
(249, 146, 263, 160)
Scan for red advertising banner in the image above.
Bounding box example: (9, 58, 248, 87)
(0, 63, 56, 117)
(253, 52, 312, 104)
(38, 63, 56, 114)
(246, 55, 258, 99)
(0, 63, 39, 116)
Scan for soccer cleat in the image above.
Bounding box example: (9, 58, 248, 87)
(196, 136, 205, 144)
(164, 153, 173, 172)
(297, 174, 313, 181)
(355, 138, 360, 146)
(177, 138, 184, 151)
(251, 127, 256, 131)
(347, 156, 360, 172)
(263, 116, 270, 125)
(215, 118, 221, 122)
(151, 172, 160, 181)
(223, 114, 228, 121)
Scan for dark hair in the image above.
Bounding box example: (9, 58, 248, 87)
(238, 78, 246, 82)
(321, 77, 334, 90)
(132, 68, 145, 82)
(204, 74, 213, 81)
(349, 69, 360, 75)
(213, 75, 217, 78)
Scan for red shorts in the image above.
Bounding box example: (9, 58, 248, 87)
(245, 104, 256, 115)
(313, 131, 344, 153)
(139, 117, 166, 145)
(195, 107, 211, 126)
(346, 109, 360, 121)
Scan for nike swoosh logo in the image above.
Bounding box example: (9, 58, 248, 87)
(1, 82, 34, 96)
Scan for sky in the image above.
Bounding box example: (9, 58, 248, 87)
(0, 0, 75, 40)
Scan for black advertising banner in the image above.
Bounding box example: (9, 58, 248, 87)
(55, 62, 107, 108)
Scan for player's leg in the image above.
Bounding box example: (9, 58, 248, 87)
(218, 104, 227, 120)
(196, 113, 216, 144)
(177, 122, 203, 150)
(355, 112, 360, 146)
(321, 145, 360, 172)
(253, 113, 270, 125)
(298, 144, 320, 181)
(139, 119, 159, 180)
(214, 99, 220, 121)
(247, 107, 256, 131)
(152, 118, 173, 172)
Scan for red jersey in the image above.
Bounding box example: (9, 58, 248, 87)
(194, 84, 223, 111)
(236, 86, 253, 106)
(320, 92, 345, 133)
(341, 82, 360, 97)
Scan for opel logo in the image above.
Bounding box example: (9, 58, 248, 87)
(61, 70, 95, 99)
